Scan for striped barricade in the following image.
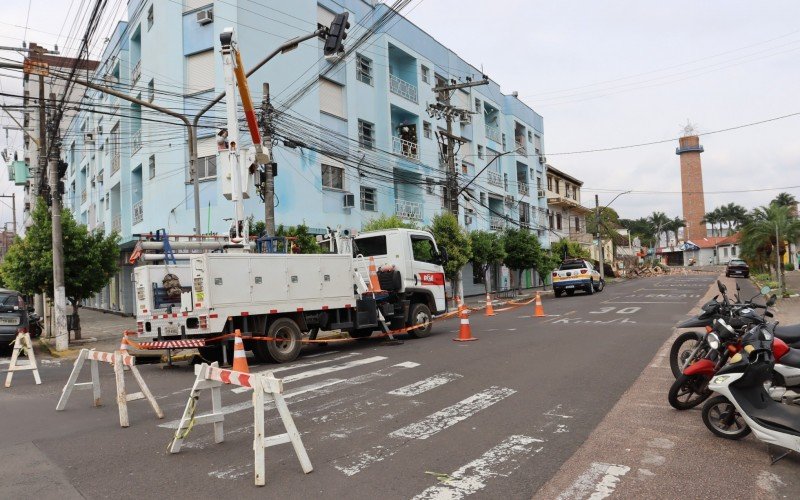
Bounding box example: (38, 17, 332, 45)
(3, 331, 41, 388)
(135, 339, 207, 350)
(169, 362, 312, 486)
(56, 348, 164, 428)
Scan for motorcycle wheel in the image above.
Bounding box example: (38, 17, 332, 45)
(702, 395, 751, 440)
(669, 331, 706, 378)
(668, 373, 712, 410)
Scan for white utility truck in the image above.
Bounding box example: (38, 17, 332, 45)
(132, 228, 448, 362)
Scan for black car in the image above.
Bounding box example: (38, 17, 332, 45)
(725, 259, 749, 278)
(0, 288, 29, 345)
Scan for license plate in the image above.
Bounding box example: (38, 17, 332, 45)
(163, 325, 180, 336)
(0, 317, 19, 325)
(565, 285, 575, 289)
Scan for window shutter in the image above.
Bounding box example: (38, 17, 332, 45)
(186, 50, 215, 94)
(319, 78, 345, 118)
(317, 6, 336, 27)
(196, 137, 216, 157)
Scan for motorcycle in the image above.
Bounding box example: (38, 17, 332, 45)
(702, 323, 800, 461)
(28, 311, 43, 338)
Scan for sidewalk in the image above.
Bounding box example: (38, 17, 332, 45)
(39, 308, 135, 358)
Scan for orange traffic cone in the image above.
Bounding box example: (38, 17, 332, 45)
(232, 329, 249, 373)
(533, 291, 546, 317)
(485, 293, 496, 316)
(368, 257, 383, 293)
(453, 308, 477, 342)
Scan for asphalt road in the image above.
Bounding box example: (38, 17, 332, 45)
(0, 275, 716, 499)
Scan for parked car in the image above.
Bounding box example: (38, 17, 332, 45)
(0, 288, 29, 345)
(725, 259, 749, 278)
(552, 258, 604, 297)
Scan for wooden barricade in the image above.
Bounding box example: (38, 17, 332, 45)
(169, 362, 312, 486)
(4, 331, 41, 387)
(55, 349, 163, 427)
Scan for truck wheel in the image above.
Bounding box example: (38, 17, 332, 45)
(256, 318, 302, 363)
(586, 280, 594, 295)
(408, 303, 432, 339)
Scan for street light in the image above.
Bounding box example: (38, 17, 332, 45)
(595, 190, 631, 280)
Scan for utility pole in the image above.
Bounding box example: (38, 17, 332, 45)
(776, 222, 783, 295)
(428, 78, 489, 217)
(47, 91, 68, 349)
(0, 195, 18, 235)
(260, 82, 275, 235)
(34, 51, 48, 320)
(595, 194, 604, 280)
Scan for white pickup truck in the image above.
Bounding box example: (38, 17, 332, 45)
(132, 228, 448, 363)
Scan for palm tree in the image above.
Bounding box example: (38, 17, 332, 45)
(648, 211, 670, 246)
(701, 210, 720, 238)
(740, 203, 800, 294)
(723, 203, 749, 232)
(773, 192, 798, 217)
(665, 216, 686, 244)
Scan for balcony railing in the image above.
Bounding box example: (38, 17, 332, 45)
(111, 153, 120, 173)
(395, 199, 422, 220)
(132, 200, 143, 225)
(389, 74, 418, 103)
(393, 136, 419, 160)
(132, 129, 142, 154)
(112, 214, 121, 232)
(81, 189, 87, 204)
(515, 140, 526, 155)
(487, 170, 503, 187)
(490, 216, 505, 231)
(131, 60, 141, 85)
(485, 125, 501, 143)
(517, 181, 529, 196)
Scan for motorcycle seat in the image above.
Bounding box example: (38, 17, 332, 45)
(775, 324, 800, 345)
(735, 388, 800, 438)
(777, 347, 800, 368)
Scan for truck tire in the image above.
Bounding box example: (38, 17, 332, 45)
(256, 318, 302, 363)
(408, 303, 433, 339)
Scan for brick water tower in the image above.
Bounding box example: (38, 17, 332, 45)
(676, 125, 707, 242)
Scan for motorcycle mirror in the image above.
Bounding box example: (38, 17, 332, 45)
(767, 294, 777, 307)
(717, 280, 727, 294)
(760, 285, 771, 295)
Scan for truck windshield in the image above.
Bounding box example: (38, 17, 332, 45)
(355, 235, 387, 257)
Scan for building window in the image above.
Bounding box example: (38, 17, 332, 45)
(426, 177, 434, 195)
(475, 98, 481, 112)
(319, 78, 345, 118)
(732, 246, 737, 256)
(421, 65, 429, 83)
(547, 176, 552, 190)
(434, 73, 446, 89)
(321, 164, 343, 190)
(574, 217, 580, 232)
(527, 130, 532, 143)
(358, 119, 374, 149)
(534, 134, 542, 154)
(480, 192, 486, 206)
(501, 133, 506, 149)
(197, 155, 217, 181)
(147, 4, 154, 30)
(148, 154, 155, 179)
(477, 145, 484, 159)
(423, 121, 432, 139)
(556, 213, 562, 230)
(147, 79, 154, 102)
(356, 54, 373, 85)
(549, 213, 554, 229)
(555, 180, 560, 194)
(462, 163, 468, 174)
(360, 186, 376, 211)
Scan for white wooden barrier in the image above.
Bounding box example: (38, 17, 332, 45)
(55, 349, 163, 428)
(4, 331, 41, 387)
(169, 362, 313, 486)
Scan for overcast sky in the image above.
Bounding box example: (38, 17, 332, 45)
(1, 0, 799, 228)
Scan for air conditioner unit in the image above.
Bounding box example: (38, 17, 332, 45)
(538, 155, 546, 164)
(537, 189, 546, 198)
(504, 195, 516, 205)
(342, 192, 355, 209)
(196, 9, 213, 25)
(464, 215, 473, 225)
(84, 133, 94, 143)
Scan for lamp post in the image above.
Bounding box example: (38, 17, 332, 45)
(595, 190, 631, 280)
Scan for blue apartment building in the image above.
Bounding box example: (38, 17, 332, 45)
(62, 0, 548, 314)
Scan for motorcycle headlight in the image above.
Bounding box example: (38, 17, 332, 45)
(707, 332, 720, 350)
(713, 375, 730, 384)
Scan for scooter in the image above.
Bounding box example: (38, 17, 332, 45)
(702, 319, 800, 462)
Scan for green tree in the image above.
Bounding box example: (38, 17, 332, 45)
(469, 230, 506, 294)
(1, 201, 120, 339)
(585, 207, 620, 240)
(428, 213, 471, 302)
(275, 223, 322, 254)
(535, 250, 562, 290)
(647, 211, 670, 245)
(772, 192, 797, 209)
(503, 228, 542, 291)
(362, 214, 418, 232)
(740, 203, 800, 294)
(620, 217, 656, 247)
(663, 216, 686, 245)
(549, 238, 589, 260)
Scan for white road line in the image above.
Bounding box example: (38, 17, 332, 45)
(335, 386, 516, 476)
(411, 435, 544, 500)
(285, 356, 388, 383)
(230, 353, 362, 393)
(388, 372, 462, 396)
(556, 462, 631, 500)
(160, 361, 420, 429)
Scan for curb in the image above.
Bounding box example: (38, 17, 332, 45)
(37, 339, 81, 359)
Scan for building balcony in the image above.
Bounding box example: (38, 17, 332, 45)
(112, 214, 121, 232)
(517, 182, 529, 196)
(111, 154, 120, 174)
(389, 74, 418, 103)
(132, 129, 142, 154)
(393, 136, 419, 160)
(395, 199, 422, 220)
(132, 200, 143, 225)
(487, 170, 503, 187)
(81, 189, 87, 204)
(490, 216, 505, 231)
(485, 125, 501, 143)
(515, 140, 526, 155)
(546, 193, 592, 213)
(131, 60, 141, 85)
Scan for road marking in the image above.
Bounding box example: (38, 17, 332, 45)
(231, 353, 370, 393)
(388, 372, 462, 396)
(556, 462, 631, 500)
(411, 435, 544, 500)
(335, 386, 516, 476)
(393, 361, 420, 368)
(601, 301, 682, 304)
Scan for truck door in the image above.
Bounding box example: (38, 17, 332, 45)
(408, 233, 446, 313)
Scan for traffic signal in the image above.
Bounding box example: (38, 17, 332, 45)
(324, 12, 350, 58)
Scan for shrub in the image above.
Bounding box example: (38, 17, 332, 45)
(785, 262, 795, 271)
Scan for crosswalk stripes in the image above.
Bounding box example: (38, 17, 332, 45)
(387, 372, 462, 396)
(230, 353, 371, 394)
